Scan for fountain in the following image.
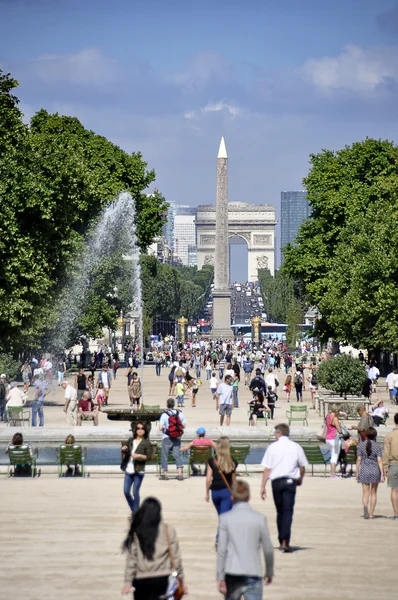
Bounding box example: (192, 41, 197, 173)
(49, 190, 166, 427)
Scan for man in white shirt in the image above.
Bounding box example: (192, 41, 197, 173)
(386, 369, 398, 404)
(62, 381, 78, 426)
(216, 375, 233, 426)
(260, 423, 308, 553)
(371, 398, 389, 426)
(265, 368, 279, 393)
(367, 364, 380, 393)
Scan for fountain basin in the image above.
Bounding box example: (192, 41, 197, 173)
(103, 408, 165, 431)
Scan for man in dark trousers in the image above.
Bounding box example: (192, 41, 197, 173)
(260, 423, 308, 552)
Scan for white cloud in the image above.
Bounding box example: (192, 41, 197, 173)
(301, 45, 398, 93)
(184, 100, 242, 120)
(28, 47, 121, 86)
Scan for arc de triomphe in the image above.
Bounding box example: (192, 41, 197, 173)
(196, 202, 276, 281)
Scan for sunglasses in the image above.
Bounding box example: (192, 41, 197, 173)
(136, 426, 145, 430)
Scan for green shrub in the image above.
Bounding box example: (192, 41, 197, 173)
(0, 353, 20, 381)
(317, 354, 367, 398)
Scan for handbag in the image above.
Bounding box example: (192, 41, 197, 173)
(160, 525, 185, 600)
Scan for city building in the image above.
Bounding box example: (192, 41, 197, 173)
(280, 191, 310, 263)
(162, 204, 197, 252)
(188, 244, 197, 267)
(147, 236, 172, 263)
(174, 214, 196, 266)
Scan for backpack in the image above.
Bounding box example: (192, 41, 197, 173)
(0, 382, 5, 401)
(294, 372, 301, 386)
(166, 410, 184, 438)
(311, 373, 317, 386)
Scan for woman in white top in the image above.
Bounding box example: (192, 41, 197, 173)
(121, 422, 153, 514)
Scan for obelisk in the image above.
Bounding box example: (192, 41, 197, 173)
(212, 137, 232, 339)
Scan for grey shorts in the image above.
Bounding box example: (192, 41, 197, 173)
(219, 404, 232, 416)
(388, 464, 398, 488)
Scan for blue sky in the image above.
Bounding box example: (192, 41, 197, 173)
(1, 0, 398, 278)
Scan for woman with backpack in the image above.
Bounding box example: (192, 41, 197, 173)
(121, 497, 187, 599)
(294, 368, 304, 402)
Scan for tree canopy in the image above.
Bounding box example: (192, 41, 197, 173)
(283, 138, 398, 351)
(0, 69, 167, 353)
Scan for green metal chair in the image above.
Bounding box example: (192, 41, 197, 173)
(187, 444, 213, 476)
(343, 444, 358, 476)
(7, 405, 30, 427)
(300, 443, 330, 476)
(247, 405, 268, 426)
(286, 405, 308, 426)
(7, 445, 39, 477)
(56, 444, 87, 477)
(229, 444, 251, 476)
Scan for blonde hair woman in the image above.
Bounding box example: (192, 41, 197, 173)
(205, 436, 237, 546)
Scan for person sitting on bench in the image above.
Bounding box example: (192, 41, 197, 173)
(77, 391, 99, 426)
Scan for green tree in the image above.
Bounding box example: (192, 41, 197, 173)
(317, 354, 367, 398)
(285, 298, 304, 348)
(284, 138, 398, 351)
(0, 81, 167, 352)
(258, 269, 295, 323)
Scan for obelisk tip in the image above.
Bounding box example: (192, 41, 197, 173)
(218, 136, 227, 159)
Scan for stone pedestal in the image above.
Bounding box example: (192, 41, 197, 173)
(212, 289, 232, 339)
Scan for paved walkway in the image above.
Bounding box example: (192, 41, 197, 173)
(1, 473, 396, 600)
(2, 365, 394, 432)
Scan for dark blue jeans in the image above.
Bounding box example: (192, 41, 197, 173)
(271, 477, 297, 544)
(212, 487, 233, 540)
(123, 472, 144, 513)
(155, 363, 161, 376)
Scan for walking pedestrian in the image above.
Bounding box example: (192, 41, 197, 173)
(121, 421, 153, 514)
(206, 436, 237, 543)
(159, 398, 185, 481)
(97, 363, 112, 405)
(216, 375, 234, 427)
(356, 427, 384, 519)
(325, 404, 343, 479)
(129, 373, 142, 410)
(293, 370, 304, 402)
(217, 480, 274, 600)
(121, 497, 187, 600)
(62, 380, 77, 426)
(260, 423, 308, 552)
(382, 412, 398, 518)
(32, 374, 47, 427)
(232, 371, 239, 408)
(74, 368, 87, 401)
(168, 365, 176, 395)
(21, 361, 31, 393)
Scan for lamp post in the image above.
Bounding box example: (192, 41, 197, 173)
(251, 315, 262, 345)
(178, 316, 188, 343)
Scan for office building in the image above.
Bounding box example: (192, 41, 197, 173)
(162, 204, 197, 252)
(174, 214, 196, 266)
(280, 191, 310, 263)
